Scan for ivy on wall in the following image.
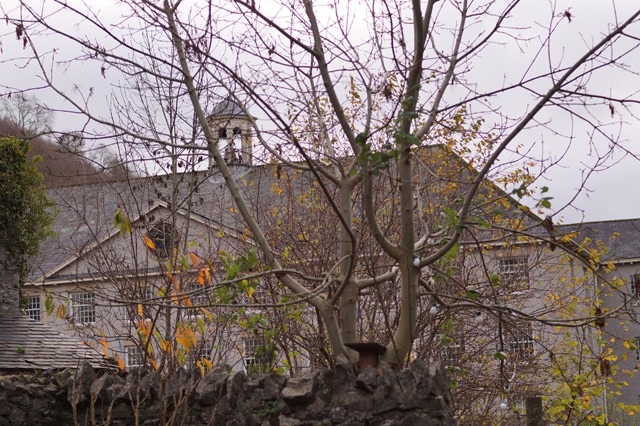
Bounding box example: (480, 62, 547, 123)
(0, 137, 54, 284)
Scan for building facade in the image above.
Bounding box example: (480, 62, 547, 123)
(19, 103, 640, 423)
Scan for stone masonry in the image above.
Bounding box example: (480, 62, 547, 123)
(0, 358, 454, 425)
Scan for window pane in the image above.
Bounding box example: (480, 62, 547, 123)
(23, 296, 41, 322)
(499, 256, 530, 288)
(125, 346, 143, 368)
(71, 292, 95, 324)
(505, 322, 534, 360)
(243, 337, 262, 372)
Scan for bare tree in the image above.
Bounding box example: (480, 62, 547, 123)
(6, 0, 640, 420)
(0, 92, 51, 136)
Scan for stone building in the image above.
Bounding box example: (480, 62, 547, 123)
(17, 100, 636, 423)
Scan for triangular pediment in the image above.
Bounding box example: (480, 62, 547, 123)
(30, 200, 230, 284)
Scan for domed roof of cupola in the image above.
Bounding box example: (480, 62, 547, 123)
(210, 97, 249, 117)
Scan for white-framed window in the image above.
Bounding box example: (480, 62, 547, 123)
(631, 274, 640, 297)
(201, 341, 213, 360)
(70, 292, 95, 324)
(498, 256, 530, 286)
(23, 296, 41, 321)
(125, 346, 143, 368)
(144, 286, 155, 302)
(505, 322, 535, 360)
(437, 328, 465, 366)
(243, 336, 262, 372)
(512, 394, 527, 416)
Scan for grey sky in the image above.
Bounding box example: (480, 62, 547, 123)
(0, 0, 638, 224)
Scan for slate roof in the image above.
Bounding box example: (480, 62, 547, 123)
(29, 172, 231, 282)
(28, 164, 291, 282)
(29, 145, 550, 283)
(0, 315, 106, 370)
(559, 218, 640, 263)
(210, 98, 249, 117)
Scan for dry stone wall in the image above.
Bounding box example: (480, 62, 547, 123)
(0, 359, 454, 426)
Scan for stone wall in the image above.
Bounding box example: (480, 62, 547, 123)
(0, 359, 454, 426)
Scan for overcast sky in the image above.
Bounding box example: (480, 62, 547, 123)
(0, 1, 638, 225)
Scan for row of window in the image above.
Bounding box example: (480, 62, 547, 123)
(24, 288, 225, 325)
(438, 322, 536, 364)
(21, 257, 532, 323)
(22, 290, 206, 325)
(125, 342, 216, 368)
(23, 293, 94, 323)
(124, 338, 261, 372)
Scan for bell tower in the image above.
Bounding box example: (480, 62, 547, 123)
(207, 98, 253, 166)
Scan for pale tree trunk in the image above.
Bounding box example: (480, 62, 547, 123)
(162, 0, 351, 360)
(338, 179, 358, 344)
(380, 0, 428, 365)
(384, 145, 419, 365)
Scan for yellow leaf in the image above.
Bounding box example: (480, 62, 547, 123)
(137, 303, 143, 318)
(116, 356, 125, 371)
(149, 357, 158, 370)
(99, 339, 109, 359)
(200, 307, 213, 321)
(189, 252, 201, 266)
(57, 304, 67, 320)
(143, 319, 152, 336)
(175, 325, 196, 350)
(170, 291, 180, 306)
(159, 338, 172, 353)
(143, 234, 156, 250)
(246, 286, 257, 299)
(202, 358, 213, 370)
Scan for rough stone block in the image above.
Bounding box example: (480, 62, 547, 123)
(282, 372, 318, 406)
(68, 361, 96, 405)
(355, 366, 381, 394)
(195, 365, 229, 406)
(226, 371, 247, 409)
